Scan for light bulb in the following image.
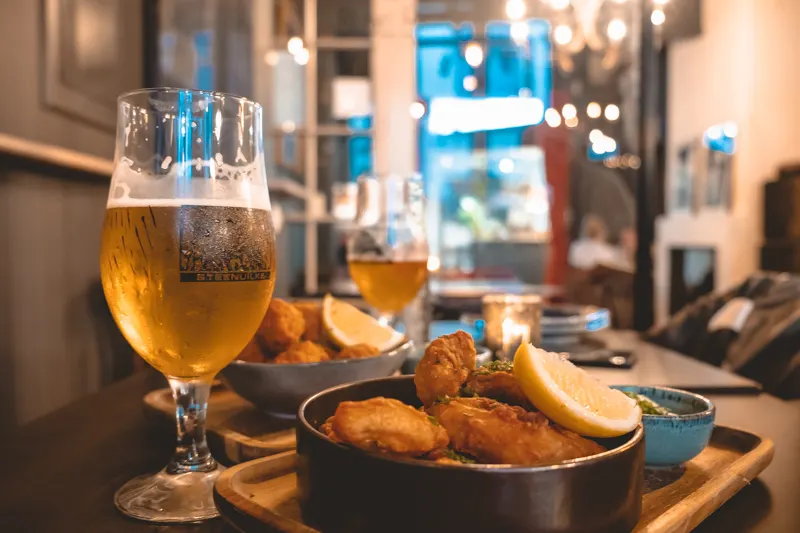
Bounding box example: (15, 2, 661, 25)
(565, 116, 579, 128)
(294, 48, 310, 65)
(589, 129, 604, 143)
(604, 104, 620, 121)
(287, 36, 304, 55)
(511, 22, 530, 44)
(465, 42, 484, 67)
(505, 0, 526, 20)
(554, 25, 573, 45)
(409, 102, 426, 120)
(544, 108, 561, 127)
(561, 103, 577, 120)
(607, 19, 627, 41)
(587, 102, 602, 118)
(463, 75, 478, 92)
(651, 9, 666, 26)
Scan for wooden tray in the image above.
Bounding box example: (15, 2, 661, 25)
(213, 426, 773, 533)
(144, 387, 296, 464)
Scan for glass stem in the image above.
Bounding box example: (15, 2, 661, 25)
(167, 378, 216, 474)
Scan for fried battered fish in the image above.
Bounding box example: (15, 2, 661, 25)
(337, 343, 380, 360)
(274, 341, 330, 364)
(293, 301, 323, 342)
(429, 397, 605, 466)
(328, 397, 449, 457)
(258, 299, 305, 354)
(463, 361, 533, 409)
(414, 331, 477, 407)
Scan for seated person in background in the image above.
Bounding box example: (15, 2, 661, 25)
(566, 215, 634, 329)
(568, 214, 627, 270)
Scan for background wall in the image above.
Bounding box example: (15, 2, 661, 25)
(656, 0, 800, 322)
(0, 0, 143, 429)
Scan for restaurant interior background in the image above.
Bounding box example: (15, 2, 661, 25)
(1, 0, 799, 432)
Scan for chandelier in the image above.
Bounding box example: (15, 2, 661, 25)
(527, 0, 667, 73)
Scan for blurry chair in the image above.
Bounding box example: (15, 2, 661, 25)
(646, 273, 800, 399)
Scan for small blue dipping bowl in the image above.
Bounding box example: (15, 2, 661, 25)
(613, 385, 716, 467)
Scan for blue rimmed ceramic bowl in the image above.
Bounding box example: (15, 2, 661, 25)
(613, 385, 715, 467)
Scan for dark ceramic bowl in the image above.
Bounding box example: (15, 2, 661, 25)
(613, 385, 715, 466)
(221, 341, 412, 418)
(297, 376, 645, 533)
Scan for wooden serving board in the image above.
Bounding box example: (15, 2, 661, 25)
(213, 426, 773, 533)
(144, 387, 296, 464)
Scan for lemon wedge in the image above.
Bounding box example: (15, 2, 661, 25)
(322, 294, 405, 351)
(513, 343, 641, 437)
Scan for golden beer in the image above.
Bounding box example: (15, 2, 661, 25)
(100, 204, 275, 379)
(348, 259, 427, 313)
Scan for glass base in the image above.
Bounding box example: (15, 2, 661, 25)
(114, 466, 224, 523)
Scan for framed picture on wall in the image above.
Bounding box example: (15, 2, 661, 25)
(671, 142, 695, 213)
(43, 0, 142, 130)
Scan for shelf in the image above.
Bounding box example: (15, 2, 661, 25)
(0, 132, 113, 176)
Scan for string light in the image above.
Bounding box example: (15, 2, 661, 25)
(544, 108, 561, 127)
(651, 9, 666, 26)
(294, 48, 310, 65)
(511, 22, 530, 44)
(554, 25, 573, 45)
(409, 102, 426, 120)
(465, 42, 484, 67)
(587, 102, 602, 119)
(565, 116, 579, 128)
(562, 103, 577, 120)
(287, 37, 304, 55)
(607, 19, 627, 41)
(549, 0, 570, 9)
(604, 104, 620, 121)
(505, 0, 526, 20)
(589, 129, 604, 143)
(463, 75, 478, 92)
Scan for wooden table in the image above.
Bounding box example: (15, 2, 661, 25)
(1, 340, 798, 533)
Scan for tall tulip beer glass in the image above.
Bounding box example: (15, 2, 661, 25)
(100, 89, 276, 522)
(347, 175, 429, 324)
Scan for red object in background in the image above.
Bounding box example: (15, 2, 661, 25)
(533, 91, 571, 287)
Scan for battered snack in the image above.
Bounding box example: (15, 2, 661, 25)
(463, 362, 533, 409)
(293, 301, 323, 342)
(414, 331, 477, 407)
(336, 343, 380, 360)
(258, 299, 305, 354)
(429, 397, 605, 466)
(237, 337, 266, 363)
(274, 341, 330, 364)
(330, 397, 449, 457)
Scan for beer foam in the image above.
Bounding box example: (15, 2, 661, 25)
(107, 158, 272, 210)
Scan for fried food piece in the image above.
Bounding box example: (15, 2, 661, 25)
(258, 299, 305, 354)
(273, 341, 330, 364)
(429, 397, 605, 466)
(463, 368, 533, 410)
(414, 331, 477, 407)
(330, 397, 449, 457)
(336, 343, 380, 360)
(319, 416, 343, 443)
(293, 301, 323, 342)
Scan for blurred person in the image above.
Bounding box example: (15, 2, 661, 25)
(568, 214, 625, 270)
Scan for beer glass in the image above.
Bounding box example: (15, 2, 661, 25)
(100, 89, 276, 522)
(347, 175, 428, 324)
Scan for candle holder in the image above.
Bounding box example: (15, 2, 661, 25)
(482, 294, 542, 361)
